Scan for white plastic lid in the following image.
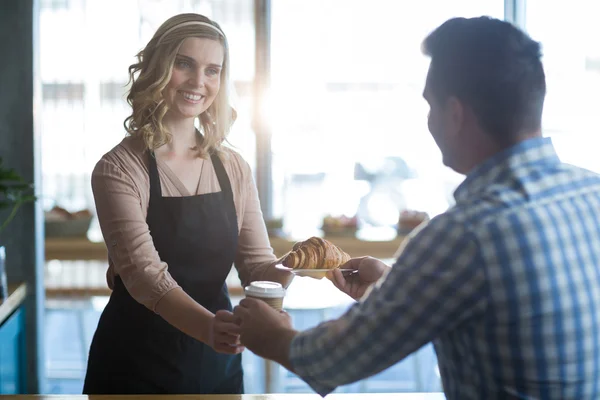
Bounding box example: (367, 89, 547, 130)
(244, 281, 286, 298)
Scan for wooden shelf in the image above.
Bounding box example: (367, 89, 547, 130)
(45, 238, 108, 261)
(45, 236, 405, 262)
(44, 236, 405, 298)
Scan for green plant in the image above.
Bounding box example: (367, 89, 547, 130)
(0, 157, 36, 235)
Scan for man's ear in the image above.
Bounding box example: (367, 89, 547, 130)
(445, 96, 465, 138)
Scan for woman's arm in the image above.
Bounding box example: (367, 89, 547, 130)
(154, 287, 242, 354)
(232, 156, 293, 288)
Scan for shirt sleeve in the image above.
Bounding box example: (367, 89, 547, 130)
(232, 156, 279, 287)
(288, 213, 488, 396)
(92, 157, 180, 311)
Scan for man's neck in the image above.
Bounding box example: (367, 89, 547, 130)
(460, 130, 542, 175)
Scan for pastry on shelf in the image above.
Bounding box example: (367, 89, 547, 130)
(282, 236, 351, 270)
(397, 210, 429, 235)
(321, 214, 359, 238)
(44, 205, 93, 238)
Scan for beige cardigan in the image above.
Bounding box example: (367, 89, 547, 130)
(91, 136, 278, 311)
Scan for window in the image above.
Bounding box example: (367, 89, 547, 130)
(269, 0, 504, 239)
(99, 81, 128, 105)
(525, 0, 600, 172)
(39, 0, 257, 233)
(42, 83, 84, 102)
(41, 0, 70, 11)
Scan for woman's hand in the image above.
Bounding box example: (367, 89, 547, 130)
(209, 310, 245, 355)
(265, 261, 295, 288)
(327, 256, 390, 300)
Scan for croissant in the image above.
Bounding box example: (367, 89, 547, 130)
(282, 237, 351, 269)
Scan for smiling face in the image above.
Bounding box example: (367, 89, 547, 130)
(163, 37, 224, 121)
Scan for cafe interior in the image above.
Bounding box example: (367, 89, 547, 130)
(0, 0, 599, 397)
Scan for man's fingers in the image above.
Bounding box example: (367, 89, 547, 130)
(235, 345, 246, 354)
(215, 309, 236, 322)
(215, 343, 245, 355)
(233, 305, 248, 320)
(340, 257, 364, 270)
(233, 298, 264, 323)
(331, 268, 347, 290)
(279, 310, 292, 324)
(339, 258, 355, 269)
(217, 332, 241, 345)
(325, 270, 334, 282)
(239, 297, 261, 308)
(216, 321, 242, 335)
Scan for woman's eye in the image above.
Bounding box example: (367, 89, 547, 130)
(206, 68, 219, 76)
(176, 60, 191, 69)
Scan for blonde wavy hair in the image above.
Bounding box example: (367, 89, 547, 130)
(124, 13, 235, 156)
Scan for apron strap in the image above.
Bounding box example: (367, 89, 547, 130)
(148, 150, 234, 207)
(148, 151, 162, 198)
(211, 153, 235, 206)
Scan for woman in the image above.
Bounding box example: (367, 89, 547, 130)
(83, 13, 291, 394)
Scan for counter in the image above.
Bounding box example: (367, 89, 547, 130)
(0, 282, 27, 325)
(1, 394, 445, 400)
(0, 282, 27, 394)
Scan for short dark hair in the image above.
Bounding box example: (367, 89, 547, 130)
(422, 16, 546, 143)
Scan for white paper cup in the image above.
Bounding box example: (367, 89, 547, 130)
(244, 281, 286, 311)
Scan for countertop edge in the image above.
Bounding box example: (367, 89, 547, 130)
(0, 282, 27, 325)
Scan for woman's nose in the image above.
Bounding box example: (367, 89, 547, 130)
(189, 69, 206, 88)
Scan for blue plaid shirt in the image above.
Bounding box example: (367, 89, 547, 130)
(289, 137, 600, 399)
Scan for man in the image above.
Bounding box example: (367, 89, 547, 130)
(234, 16, 600, 399)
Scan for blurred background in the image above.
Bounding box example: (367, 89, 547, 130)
(9, 0, 600, 395)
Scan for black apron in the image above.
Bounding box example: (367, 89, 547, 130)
(83, 152, 243, 394)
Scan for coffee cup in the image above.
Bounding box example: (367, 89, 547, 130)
(244, 281, 286, 311)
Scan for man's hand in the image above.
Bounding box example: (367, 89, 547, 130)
(327, 256, 390, 300)
(209, 310, 245, 355)
(233, 298, 297, 367)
